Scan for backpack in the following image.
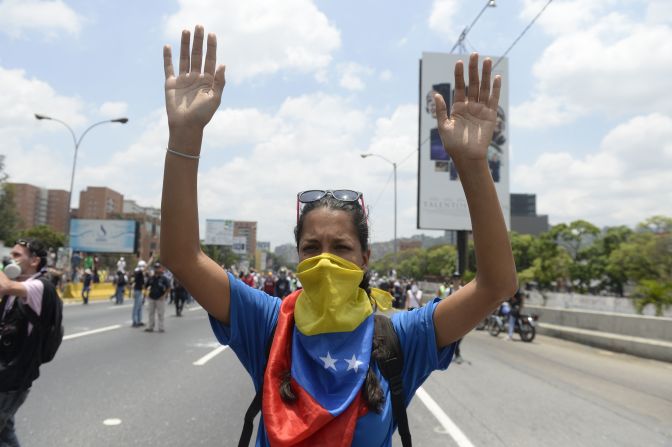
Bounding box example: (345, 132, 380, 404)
(22, 278, 64, 364)
(149, 276, 168, 299)
(0, 277, 63, 389)
(116, 272, 127, 287)
(238, 314, 411, 447)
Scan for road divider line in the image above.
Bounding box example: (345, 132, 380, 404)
(193, 345, 228, 366)
(63, 325, 122, 341)
(416, 386, 475, 447)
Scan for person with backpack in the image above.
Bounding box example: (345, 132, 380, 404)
(159, 26, 516, 446)
(0, 238, 63, 446)
(144, 263, 171, 333)
(81, 269, 93, 305)
(114, 269, 127, 305)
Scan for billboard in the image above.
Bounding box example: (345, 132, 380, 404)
(418, 52, 510, 231)
(205, 219, 234, 245)
(232, 236, 247, 255)
(70, 219, 137, 253)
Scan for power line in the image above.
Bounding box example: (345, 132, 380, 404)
(450, 0, 498, 54)
(371, 170, 394, 210)
(493, 0, 554, 71)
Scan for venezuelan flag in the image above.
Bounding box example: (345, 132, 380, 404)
(262, 291, 373, 446)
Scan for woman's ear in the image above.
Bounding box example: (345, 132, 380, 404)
(362, 249, 371, 269)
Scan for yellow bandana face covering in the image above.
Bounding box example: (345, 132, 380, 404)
(295, 253, 372, 335)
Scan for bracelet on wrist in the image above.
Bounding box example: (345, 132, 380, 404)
(166, 148, 200, 159)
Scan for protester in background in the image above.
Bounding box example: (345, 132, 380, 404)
(70, 251, 82, 282)
(145, 263, 171, 333)
(263, 272, 276, 295)
(274, 268, 291, 298)
(114, 270, 127, 305)
(92, 255, 101, 283)
(131, 261, 147, 327)
(81, 269, 93, 305)
(173, 278, 189, 317)
(0, 239, 62, 446)
(116, 256, 126, 273)
(507, 289, 525, 341)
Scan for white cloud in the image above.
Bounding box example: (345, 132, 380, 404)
(428, 0, 462, 41)
(338, 62, 374, 92)
(379, 70, 393, 81)
(99, 102, 128, 119)
(0, 0, 83, 39)
(0, 66, 87, 188)
(164, 0, 340, 82)
(646, 0, 672, 25)
(513, 113, 672, 227)
(46, 93, 424, 247)
(515, 0, 672, 128)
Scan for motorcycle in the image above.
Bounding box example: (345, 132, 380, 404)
(488, 310, 538, 342)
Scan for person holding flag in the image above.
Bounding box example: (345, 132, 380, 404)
(159, 26, 517, 447)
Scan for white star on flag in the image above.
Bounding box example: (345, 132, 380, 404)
(345, 354, 364, 373)
(319, 352, 338, 371)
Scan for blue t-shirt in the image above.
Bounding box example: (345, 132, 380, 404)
(209, 273, 456, 447)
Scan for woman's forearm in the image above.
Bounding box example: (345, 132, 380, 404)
(160, 127, 204, 272)
(455, 158, 517, 296)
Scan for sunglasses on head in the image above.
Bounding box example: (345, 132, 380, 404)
(296, 190, 366, 224)
(15, 239, 46, 258)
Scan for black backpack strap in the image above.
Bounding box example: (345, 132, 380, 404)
(238, 324, 277, 447)
(0, 294, 9, 317)
(374, 314, 411, 447)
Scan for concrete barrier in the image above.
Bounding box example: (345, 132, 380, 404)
(526, 305, 672, 363)
(416, 281, 672, 362)
(61, 282, 117, 300)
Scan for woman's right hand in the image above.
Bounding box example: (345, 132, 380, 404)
(164, 25, 226, 134)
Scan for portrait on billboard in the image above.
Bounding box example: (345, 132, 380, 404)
(488, 106, 506, 183)
(426, 83, 460, 180)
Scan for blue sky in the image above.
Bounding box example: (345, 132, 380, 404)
(1, 0, 671, 248)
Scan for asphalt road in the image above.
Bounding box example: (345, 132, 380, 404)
(15, 299, 672, 447)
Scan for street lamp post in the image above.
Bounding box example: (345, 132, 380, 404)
(34, 114, 128, 239)
(361, 153, 398, 266)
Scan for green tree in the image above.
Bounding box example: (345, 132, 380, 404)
(598, 225, 633, 296)
(529, 228, 572, 290)
(15, 225, 66, 250)
(0, 157, 21, 244)
(633, 279, 672, 316)
(201, 244, 239, 268)
(637, 215, 672, 235)
(510, 232, 535, 272)
(425, 244, 457, 278)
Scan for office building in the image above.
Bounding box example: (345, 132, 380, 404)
(510, 193, 549, 235)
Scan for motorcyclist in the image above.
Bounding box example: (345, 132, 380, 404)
(507, 289, 524, 340)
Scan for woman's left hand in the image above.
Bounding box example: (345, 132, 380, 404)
(434, 53, 500, 164)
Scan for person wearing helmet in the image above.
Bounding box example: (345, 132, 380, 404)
(131, 261, 147, 327)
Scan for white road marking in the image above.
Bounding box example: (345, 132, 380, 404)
(416, 386, 475, 447)
(187, 305, 203, 312)
(103, 418, 122, 426)
(63, 325, 122, 340)
(193, 345, 228, 366)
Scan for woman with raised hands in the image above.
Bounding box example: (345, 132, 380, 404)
(160, 25, 516, 447)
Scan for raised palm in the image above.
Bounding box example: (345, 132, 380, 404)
(164, 26, 226, 130)
(435, 54, 501, 162)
